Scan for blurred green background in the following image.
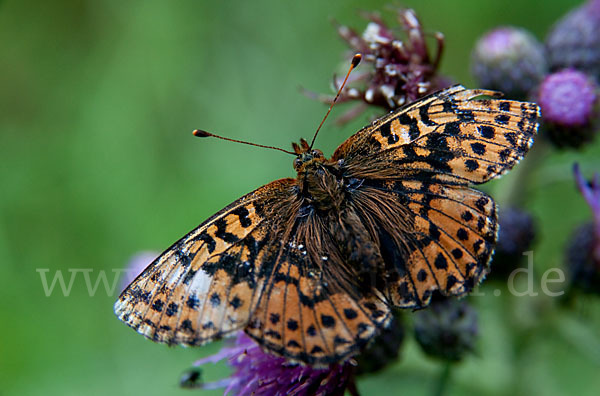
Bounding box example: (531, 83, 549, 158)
(1, 0, 599, 395)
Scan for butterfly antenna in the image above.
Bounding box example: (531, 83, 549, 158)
(193, 129, 296, 155)
(309, 53, 362, 150)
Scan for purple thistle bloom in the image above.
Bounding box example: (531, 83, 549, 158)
(538, 69, 598, 148)
(191, 332, 355, 396)
(565, 165, 600, 295)
(574, 164, 600, 266)
(539, 69, 598, 127)
(471, 27, 547, 99)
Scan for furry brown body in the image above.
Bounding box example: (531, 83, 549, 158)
(291, 138, 412, 299)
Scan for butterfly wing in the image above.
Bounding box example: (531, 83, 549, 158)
(332, 85, 540, 308)
(115, 176, 390, 366)
(115, 178, 298, 345)
(245, 238, 391, 366)
(367, 179, 497, 307)
(333, 85, 539, 185)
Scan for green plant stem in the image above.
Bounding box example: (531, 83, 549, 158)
(433, 361, 452, 396)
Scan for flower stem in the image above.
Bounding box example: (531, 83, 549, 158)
(433, 361, 452, 396)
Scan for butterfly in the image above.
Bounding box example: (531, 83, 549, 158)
(115, 84, 539, 366)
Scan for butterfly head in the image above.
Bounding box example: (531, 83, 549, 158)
(292, 138, 325, 171)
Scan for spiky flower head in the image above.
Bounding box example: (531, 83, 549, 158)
(307, 8, 448, 122)
(538, 69, 598, 148)
(186, 332, 354, 396)
(471, 26, 547, 99)
(546, 0, 600, 78)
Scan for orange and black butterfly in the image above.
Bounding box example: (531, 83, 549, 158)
(115, 84, 539, 366)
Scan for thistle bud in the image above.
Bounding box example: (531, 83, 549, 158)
(490, 207, 537, 280)
(413, 298, 478, 362)
(471, 27, 547, 100)
(355, 314, 404, 375)
(546, 0, 600, 78)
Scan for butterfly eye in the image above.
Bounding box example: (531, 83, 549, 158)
(311, 149, 324, 158)
(294, 158, 302, 168)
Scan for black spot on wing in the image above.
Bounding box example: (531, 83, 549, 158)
(444, 121, 461, 136)
(187, 295, 200, 309)
(231, 206, 252, 228)
(398, 113, 421, 140)
(198, 232, 216, 253)
(451, 249, 463, 259)
(478, 125, 495, 139)
(269, 313, 280, 325)
(214, 218, 238, 243)
(379, 120, 391, 137)
(151, 299, 164, 312)
(419, 102, 436, 126)
(434, 253, 448, 270)
(287, 319, 299, 331)
(165, 302, 178, 317)
(456, 228, 469, 241)
(209, 292, 221, 307)
(457, 109, 474, 122)
(321, 314, 336, 328)
(230, 296, 242, 309)
(470, 142, 486, 155)
(465, 159, 479, 172)
(343, 308, 358, 320)
(495, 114, 510, 125)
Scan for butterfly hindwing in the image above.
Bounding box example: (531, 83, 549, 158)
(379, 179, 496, 307)
(245, 240, 391, 366)
(115, 178, 296, 345)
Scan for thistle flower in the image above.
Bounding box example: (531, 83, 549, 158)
(413, 297, 478, 362)
(546, 0, 600, 77)
(309, 8, 448, 122)
(537, 69, 598, 148)
(489, 207, 537, 280)
(566, 165, 600, 294)
(187, 332, 355, 396)
(471, 27, 547, 99)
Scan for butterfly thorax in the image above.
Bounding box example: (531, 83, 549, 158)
(290, 138, 343, 212)
(296, 158, 345, 212)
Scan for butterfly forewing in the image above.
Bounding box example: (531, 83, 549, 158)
(333, 85, 539, 185)
(115, 178, 296, 345)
